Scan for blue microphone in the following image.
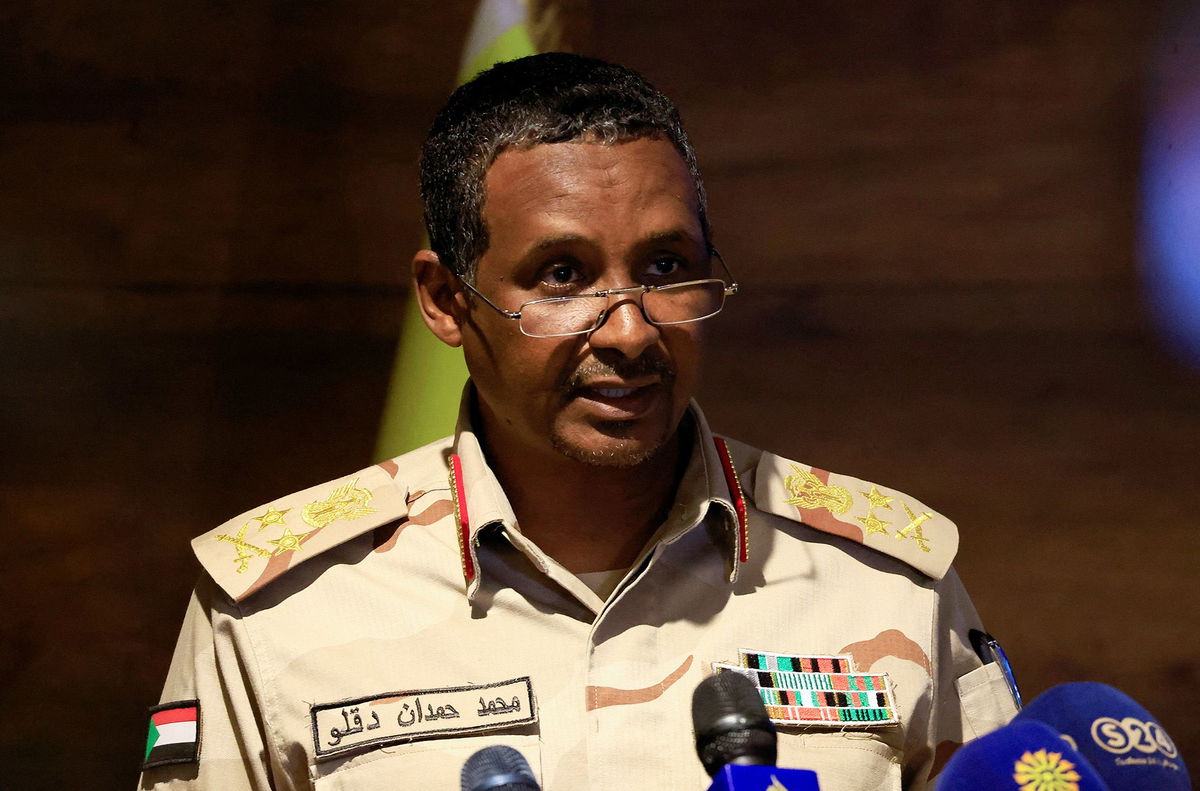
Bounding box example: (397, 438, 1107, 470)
(706, 764, 821, 791)
(938, 719, 1111, 790)
(691, 672, 820, 791)
(1015, 682, 1191, 791)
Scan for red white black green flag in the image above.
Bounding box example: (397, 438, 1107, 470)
(143, 700, 200, 769)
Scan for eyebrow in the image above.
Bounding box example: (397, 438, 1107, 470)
(642, 230, 697, 247)
(527, 234, 589, 254)
(520, 229, 704, 260)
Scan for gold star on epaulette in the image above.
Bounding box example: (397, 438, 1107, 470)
(268, 527, 310, 554)
(856, 512, 892, 536)
(861, 486, 894, 510)
(251, 505, 290, 531)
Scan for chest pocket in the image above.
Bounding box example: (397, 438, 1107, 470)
(312, 733, 542, 790)
(776, 731, 901, 791)
(956, 662, 1020, 740)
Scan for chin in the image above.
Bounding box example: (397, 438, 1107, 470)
(550, 421, 669, 469)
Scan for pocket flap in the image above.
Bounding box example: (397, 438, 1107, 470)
(956, 662, 1019, 740)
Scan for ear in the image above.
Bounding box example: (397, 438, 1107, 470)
(412, 250, 466, 348)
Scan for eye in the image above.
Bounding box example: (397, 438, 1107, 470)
(644, 255, 687, 280)
(538, 262, 584, 288)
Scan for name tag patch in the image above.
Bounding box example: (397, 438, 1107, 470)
(715, 650, 900, 727)
(310, 677, 536, 760)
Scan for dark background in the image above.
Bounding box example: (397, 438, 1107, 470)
(2, 1, 1198, 788)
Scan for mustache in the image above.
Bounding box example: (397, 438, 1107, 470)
(565, 355, 676, 391)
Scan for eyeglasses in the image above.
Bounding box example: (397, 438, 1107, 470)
(457, 251, 739, 338)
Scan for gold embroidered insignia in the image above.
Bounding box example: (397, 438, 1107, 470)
(1012, 748, 1081, 791)
(251, 505, 290, 531)
(896, 503, 933, 552)
(267, 526, 310, 554)
(301, 478, 376, 529)
(783, 465, 853, 515)
(215, 522, 272, 573)
(861, 486, 894, 510)
(856, 512, 892, 536)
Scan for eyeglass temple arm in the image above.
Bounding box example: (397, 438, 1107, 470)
(457, 277, 522, 320)
(713, 248, 740, 295)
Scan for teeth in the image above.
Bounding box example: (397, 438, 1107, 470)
(596, 388, 635, 398)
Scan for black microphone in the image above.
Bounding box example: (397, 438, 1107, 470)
(460, 745, 541, 791)
(691, 672, 820, 789)
(692, 671, 778, 776)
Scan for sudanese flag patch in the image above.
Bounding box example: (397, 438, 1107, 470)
(143, 700, 201, 769)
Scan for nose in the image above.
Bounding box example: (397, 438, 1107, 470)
(587, 295, 660, 359)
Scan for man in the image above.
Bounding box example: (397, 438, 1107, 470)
(140, 53, 1018, 790)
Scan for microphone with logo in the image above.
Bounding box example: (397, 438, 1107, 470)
(937, 719, 1112, 790)
(461, 745, 541, 791)
(1014, 682, 1192, 791)
(691, 671, 820, 790)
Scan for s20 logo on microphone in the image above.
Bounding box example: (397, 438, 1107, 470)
(1090, 717, 1178, 758)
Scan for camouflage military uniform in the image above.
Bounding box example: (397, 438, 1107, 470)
(139, 397, 1017, 790)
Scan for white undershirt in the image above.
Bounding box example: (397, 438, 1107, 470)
(574, 567, 628, 600)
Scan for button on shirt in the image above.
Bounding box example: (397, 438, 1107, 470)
(140, 397, 1017, 790)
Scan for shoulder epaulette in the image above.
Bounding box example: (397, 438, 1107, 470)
(745, 448, 958, 579)
(193, 462, 409, 602)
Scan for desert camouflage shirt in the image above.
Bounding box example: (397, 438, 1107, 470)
(139, 397, 1017, 790)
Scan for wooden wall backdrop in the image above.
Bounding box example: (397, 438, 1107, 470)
(2, 1, 1197, 787)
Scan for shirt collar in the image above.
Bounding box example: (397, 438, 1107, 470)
(447, 385, 749, 601)
(653, 406, 747, 579)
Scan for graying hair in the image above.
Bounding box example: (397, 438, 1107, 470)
(419, 52, 710, 282)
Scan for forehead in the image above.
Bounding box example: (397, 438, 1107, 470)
(478, 137, 704, 265)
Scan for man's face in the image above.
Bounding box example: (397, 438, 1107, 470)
(461, 136, 710, 468)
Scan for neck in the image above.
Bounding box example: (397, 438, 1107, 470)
(478, 416, 690, 574)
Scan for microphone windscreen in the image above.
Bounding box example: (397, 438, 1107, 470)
(460, 745, 540, 791)
(1015, 682, 1191, 791)
(938, 720, 1111, 791)
(692, 671, 777, 777)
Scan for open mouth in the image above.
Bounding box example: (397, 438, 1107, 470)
(573, 381, 663, 418)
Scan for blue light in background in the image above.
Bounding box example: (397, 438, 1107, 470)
(1141, 4, 1200, 369)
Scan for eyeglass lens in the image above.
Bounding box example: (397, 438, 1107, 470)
(519, 281, 726, 337)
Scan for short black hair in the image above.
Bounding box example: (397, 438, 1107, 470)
(419, 52, 709, 281)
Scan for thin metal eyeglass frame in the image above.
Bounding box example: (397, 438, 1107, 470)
(454, 251, 740, 338)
